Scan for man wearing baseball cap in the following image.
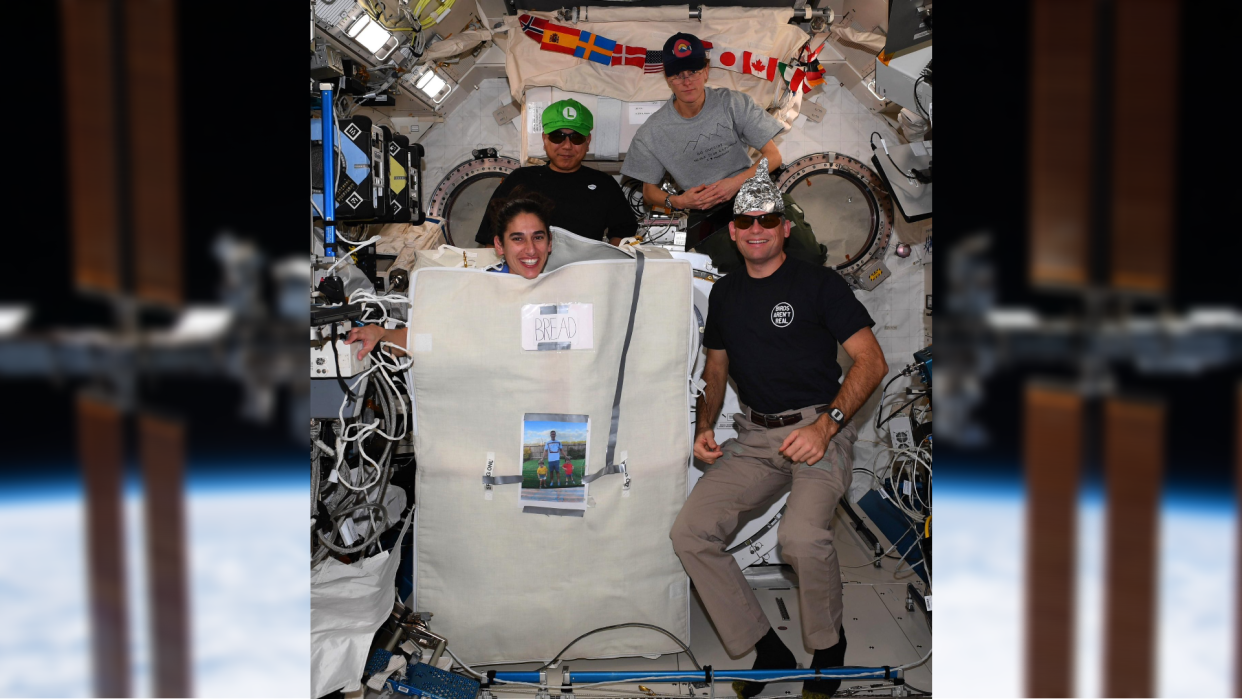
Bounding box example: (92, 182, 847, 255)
(475, 98, 637, 246)
(620, 33, 824, 272)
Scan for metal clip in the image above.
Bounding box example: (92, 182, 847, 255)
(537, 670, 549, 699)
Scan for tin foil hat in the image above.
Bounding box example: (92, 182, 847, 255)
(733, 157, 784, 215)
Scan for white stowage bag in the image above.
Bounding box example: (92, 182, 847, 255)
(406, 232, 694, 664)
(311, 507, 415, 698)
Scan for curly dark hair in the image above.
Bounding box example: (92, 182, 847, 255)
(487, 187, 555, 241)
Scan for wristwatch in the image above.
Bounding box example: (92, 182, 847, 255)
(827, 407, 846, 426)
(664, 193, 679, 211)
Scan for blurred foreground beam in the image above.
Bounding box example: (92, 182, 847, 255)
(139, 414, 191, 697)
(1109, 0, 1176, 294)
(78, 395, 130, 698)
(1024, 384, 1083, 697)
(61, 0, 121, 295)
(1236, 383, 1241, 699)
(126, 0, 181, 307)
(1029, 0, 1095, 289)
(1102, 397, 1164, 697)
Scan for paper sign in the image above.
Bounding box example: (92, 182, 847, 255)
(521, 303, 593, 351)
(527, 102, 546, 134)
(627, 102, 663, 125)
(494, 101, 521, 126)
(801, 99, 826, 123)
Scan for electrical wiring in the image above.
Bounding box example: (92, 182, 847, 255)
(841, 525, 916, 568)
(537, 623, 701, 671)
(359, 0, 417, 31)
(316, 501, 390, 554)
(875, 392, 927, 430)
(868, 132, 921, 181)
(881, 448, 931, 523)
(419, 0, 456, 28)
(444, 646, 486, 679)
(324, 233, 382, 276)
(912, 74, 929, 121)
(349, 289, 412, 326)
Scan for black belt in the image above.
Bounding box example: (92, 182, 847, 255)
(748, 405, 831, 429)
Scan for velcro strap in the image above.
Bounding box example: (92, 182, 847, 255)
(481, 475, 523, 486)
(581, 461, 625, 484)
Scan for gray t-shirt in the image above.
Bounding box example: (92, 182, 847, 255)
(621, 87, 784, 190)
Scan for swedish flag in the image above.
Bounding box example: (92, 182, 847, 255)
(573, 31, 616, 65)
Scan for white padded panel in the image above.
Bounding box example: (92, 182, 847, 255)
(409, 257, 694, 664)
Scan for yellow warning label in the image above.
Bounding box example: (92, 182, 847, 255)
(869, 268, 883, 281)
(389, 156, 407, 194)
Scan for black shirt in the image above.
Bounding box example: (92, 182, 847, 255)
(702, 256, 875, 415)
(474, 165, 638, 245)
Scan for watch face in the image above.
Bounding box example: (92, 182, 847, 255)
(830, 408, 844, 422)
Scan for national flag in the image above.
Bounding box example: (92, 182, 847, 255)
(709, 47, 744, 71)
(804, 69, 826, 89)
(518, 14, 548, 41)
(573, 30, 616, 65)
(610, 44, 646, 69)
(644, 50, 663, 73)
(784, 64, 807, 93)
(741, 51, 778, 81)
(540, 24, 581, 56)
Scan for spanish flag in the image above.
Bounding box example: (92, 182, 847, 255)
(539, 22, 581, 56)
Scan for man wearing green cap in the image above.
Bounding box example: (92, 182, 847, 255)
(474, 99, 637, 246)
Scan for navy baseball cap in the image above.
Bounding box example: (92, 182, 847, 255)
(662, 33, 707, 77)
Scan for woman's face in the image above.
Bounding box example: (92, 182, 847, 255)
(493, 212, 551, 279)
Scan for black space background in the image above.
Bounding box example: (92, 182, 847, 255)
(2, 2, 1236, 489)
(3, 3, 309, 476)
(935, 1, 1236, 490)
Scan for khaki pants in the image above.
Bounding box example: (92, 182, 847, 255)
(671, 405, 856, 656)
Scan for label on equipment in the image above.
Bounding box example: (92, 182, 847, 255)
(924, 595, 932, 611)
(527, 102, 546, 134)
(484, 451, 496, 501)
(627, 102, 663, 125)
(521, 303, 594, 351)
(903, 481, 912, 496)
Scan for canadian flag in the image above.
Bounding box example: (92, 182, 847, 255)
(708, 47, 780, 82)
(741, 51, 778, 81)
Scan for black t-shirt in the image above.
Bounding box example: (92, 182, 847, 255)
(702, 256, 875, 415)
(474, 165, 638, 245)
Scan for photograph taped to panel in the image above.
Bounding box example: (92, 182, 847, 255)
(519, 413, 590, 512)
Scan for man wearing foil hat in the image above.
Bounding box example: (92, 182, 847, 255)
(671, 163, 888, 699)
(620, 33, 824, 272)
(475, 98, 637, 246)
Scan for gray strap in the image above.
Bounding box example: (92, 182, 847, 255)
(522, 507, 585, 517)
(581, 461, 625, 484)
(482, 475, 524, 486)
(602, 250, 645, 477)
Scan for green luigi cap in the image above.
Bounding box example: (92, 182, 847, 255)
(542, 98, 593, 136)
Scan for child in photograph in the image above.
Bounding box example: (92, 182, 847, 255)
(563, 459, 576, 486)
(537, 462, 548, 488)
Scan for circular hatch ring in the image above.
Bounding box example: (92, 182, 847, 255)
(426, 155, 520, 246)
(775, 152, 894, 277)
